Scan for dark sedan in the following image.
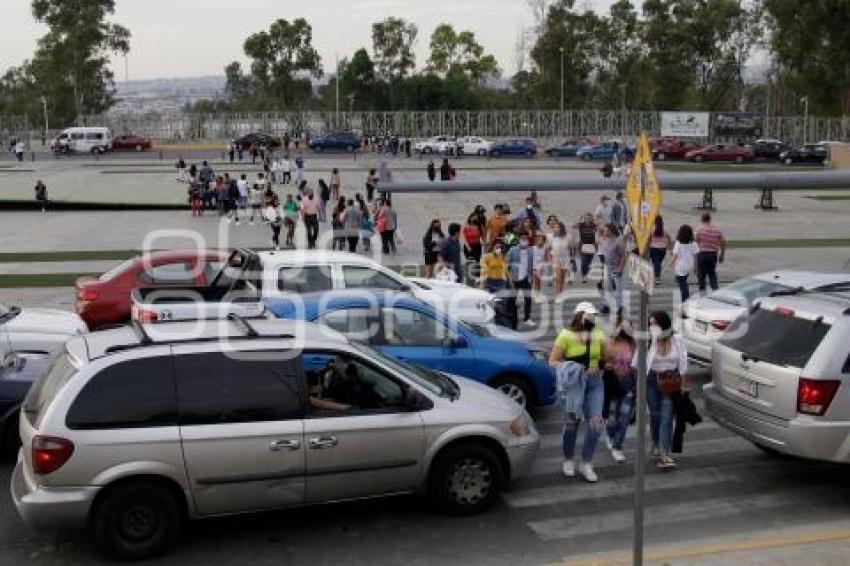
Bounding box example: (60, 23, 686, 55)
(780, 144, 828, 165)
(308, 131, 361, 152)
(111, 134, 152, 151)
(544, 139, 590, 157)
(489, 138, 537, 158)
(233, 132, 283, 149)
(752, 139, 789, 161)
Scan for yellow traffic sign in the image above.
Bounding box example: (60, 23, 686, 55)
(626, 132, 662, 256)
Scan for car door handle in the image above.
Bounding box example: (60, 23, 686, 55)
(309, 436, 339, 450)
(269, 439, 301, 452)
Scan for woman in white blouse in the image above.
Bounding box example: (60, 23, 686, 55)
(633, 310, 688, 469)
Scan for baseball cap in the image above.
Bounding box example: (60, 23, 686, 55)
(574, 301, 600, 315)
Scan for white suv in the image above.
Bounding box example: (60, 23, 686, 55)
(12, 317, 538, 560)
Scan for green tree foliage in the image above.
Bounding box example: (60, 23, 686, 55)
(426, 24, 500, 83)
(372, 17, 418, 81)
(0, 0, 129, 126)
(224, 18, 322, 110)
(765, 0, 850, 115)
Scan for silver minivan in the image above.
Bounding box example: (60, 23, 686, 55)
(704, 289, 850, 462)
(12, 318, 538, 560)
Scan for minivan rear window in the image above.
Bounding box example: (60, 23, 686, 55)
(23, 353, 77, 428)
(719, 308, 831, 368)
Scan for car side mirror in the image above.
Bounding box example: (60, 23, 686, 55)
(399, 284, 412, 292)
(405, 388, 432, 411)
(443, 335, 468, 349)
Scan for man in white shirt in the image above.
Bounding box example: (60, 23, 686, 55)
(236, 174, 249, 225)
(270, 159, 280, 184)
(14, 141, 25, 162)
(281, 157, 291, 184)
(594, 195, 614, 226)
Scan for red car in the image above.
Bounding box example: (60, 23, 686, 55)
(650, 138, 705, 161)
(111, 134, 153, 151)
(684, 143, 754, 163)
(76, 250, 227, 329)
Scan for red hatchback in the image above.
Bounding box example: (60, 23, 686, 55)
(684, 143, 754, 163)
(75, 250, 227, 329)
(650, 138, 705, 160)
(111, 134, 153, 151)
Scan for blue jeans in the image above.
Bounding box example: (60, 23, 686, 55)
(606, 374, 635, 451)
(562, 373, 605, 462)
(649, 247, 666, 279)
(606, 270, 624, 308)
(647, 372, 674, 454)
(580, 253, 594, 277)
(676, 274, 690, 303)
(484, 278, 506, 294)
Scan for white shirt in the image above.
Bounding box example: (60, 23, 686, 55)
(281, 160, 290, 172)
(672, 241, 700, 277)
(236, 179, 248, 198)
(633, 334, 688, 375)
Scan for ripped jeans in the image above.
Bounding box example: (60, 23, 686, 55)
(562, 373, 605, 462)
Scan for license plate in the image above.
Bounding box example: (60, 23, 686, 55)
(694, 320, 709, 333)
(737, 377, 758, 397)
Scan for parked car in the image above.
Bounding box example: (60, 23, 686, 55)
(488, 138, 537, 158)
(75, 250, 227, 329)
(682, 271, 850, 365)
(780, 144, 828, 165)
(51, 127, 112, 155)
(751, 139, 788, 161)
(266, 290, 555, 408)
(684, 143, 754, 163)
(308, 131, 361, 153)
(456, 136, 492, 156)
(414, 136, 457, 155)
(544, 139, 591, 157)
(233, 132, 282, 149)
(650, 138, 704, 161)
(0, 303, 87, 453)
(703, 286, 850, 462)
(576, 141, 625, 161)
(110, 134, 152, 152)
(12, 317, 539, 559)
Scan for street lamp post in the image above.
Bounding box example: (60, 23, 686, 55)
(801, 96, 809, 144)
(559, 47, 565, 137)
(619, 83, 627, 142)
(40, 96, 48, 145)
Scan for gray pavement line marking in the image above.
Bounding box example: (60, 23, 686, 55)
(526, 484, 833, 541)
(503, 460, 783, 509)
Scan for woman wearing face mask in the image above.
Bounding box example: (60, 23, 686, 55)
(479, 243, 508, 293)
(422, 219, 445, 279)
(551, 222, 571, 296)
(577, 213, 597, 283)
(635, 310, 688, 469)
(549, 302, 607, 482)
(603, 313, 637, 463)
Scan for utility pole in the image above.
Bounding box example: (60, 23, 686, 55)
(801, 96, 809, 144)
(335, 54, 340, 128)
(41, 96, 48, 145)
(559, 47, 565, 137)
(620, 83, 627, 142)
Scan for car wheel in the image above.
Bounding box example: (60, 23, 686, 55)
(134, 144, 143, 152)
(694, 155, 704, 163)
(429, 444, 502, 516)
(423, 147, 433, 154)
(491, 375, 533, 408)
(92, 480, 182, 560)
(478, 149, 487, 156)
(784, 157, 793, 165)
(735, 155, 745, 164)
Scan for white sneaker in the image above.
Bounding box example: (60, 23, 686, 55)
(578, 462, 598, 483)
(249, 221, 255, 226)
(605, 435, 614, 450)
(611, 449, 626, 463)
(562, 460, 575, 478)
(522, 320, 537, 329)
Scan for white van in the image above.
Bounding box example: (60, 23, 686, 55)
(52, 127, 112, 154)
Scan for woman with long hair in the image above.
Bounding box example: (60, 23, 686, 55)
(551, 221, 571, 296)
(422, 219, 445, 278)
(577, 213, 597, 283)
(649, 215, 672, 281)
(332, 196, 347, 250)
(603, 312, 637, 463)
(672, 224, 699, 302)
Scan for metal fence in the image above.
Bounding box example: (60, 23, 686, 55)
(3, 110, 849, 146)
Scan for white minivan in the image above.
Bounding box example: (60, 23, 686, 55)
(52, 127, 112, 154)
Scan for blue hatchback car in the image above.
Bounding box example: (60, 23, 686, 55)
(308, 131, 361, 153)
(488, 138, 537, 158)
(265, 291, 555, 407)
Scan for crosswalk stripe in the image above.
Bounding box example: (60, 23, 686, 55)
(535, 420, 722, 450)
(525, 485, 828, 541)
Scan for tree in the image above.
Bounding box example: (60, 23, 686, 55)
(226, 18, 322, 109)
(372, 17, 418, 81)
(2, 0, 130, 125)
(426, 24, 500, 83)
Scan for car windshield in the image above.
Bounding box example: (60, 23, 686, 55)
(99, 257, 138, 281)
(22, 352, 78, 427)
(351, 342, 456, 398)
(709, 278, 792, 307)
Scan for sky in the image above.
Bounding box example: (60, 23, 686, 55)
(0, 0, 620, 81)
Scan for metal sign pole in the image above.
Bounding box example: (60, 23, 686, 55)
(633, 288, 649, 566)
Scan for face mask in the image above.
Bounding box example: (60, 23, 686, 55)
(526, 204, 533, 210)
(520, 240, 529, 248)
(494, 249, 503, 256)
(583, 319, 595, 331)
(650, 325, 661, 339)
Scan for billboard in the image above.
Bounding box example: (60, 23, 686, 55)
(713, 112, 765, 138)
(660, 112, 710, 137)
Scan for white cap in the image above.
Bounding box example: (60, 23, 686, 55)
(574, 301, 599, 315)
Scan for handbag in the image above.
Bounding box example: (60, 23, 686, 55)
(656, 370, 683, 395)
(581, 243, 596, 255)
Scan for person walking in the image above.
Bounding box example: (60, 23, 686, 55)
(281, 155, 291, 184)
(175, 158, 187, 181)
(485, 204, 509, 247)
(462, 213, 484, 283)
(600, 224, 626, 309)
(282, 194, 299, 248)
(439, 223, 463, 281)
(188, 179, 203, 217)
(14, 140, 25, 162)
(550, 302, 607, 482)
(295, 154, 306, 187)
(532, 234, 551, 294)
(480, 242, 509, 293)
(422, 219, 445, 278)
(694, 212, 726, 293)
(440, 158, 452, 181)
(551, 221, 571, 295)
(366, 168, 378, 203)
(594, 195, 614, 227)
(248, 183, 264, 225)
(648, 216, 672, 281)
(603, 316, 636, 463)
(612, 192, 628, 233)
(267, 197, 283, 250)
(672, 224, 699, 303)
(228, 143, 235, 163)
(378, 199, 397, 254)
(236, 174, 249, 224)
(426, 160, 436, 182)
(637, 310, 689, 469)
(318, 179, 330, 223)
(34, 180, 48, 212)
(330, 168, 341, 202)
(332, 197, 347, 251)
(301, 187, 321, 249)
(342, 198, 363, 253)
(507, 233, 536, 329)
(577, 213, 598, 283)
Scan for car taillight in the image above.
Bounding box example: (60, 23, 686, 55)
(797, 378, 840, 416)
(774, 307, 795, 317)
(32, 436, 74, 475)
(133, 308, 159, 323)
(76, 288, 99, 301)
(711, 320, 730, 331)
